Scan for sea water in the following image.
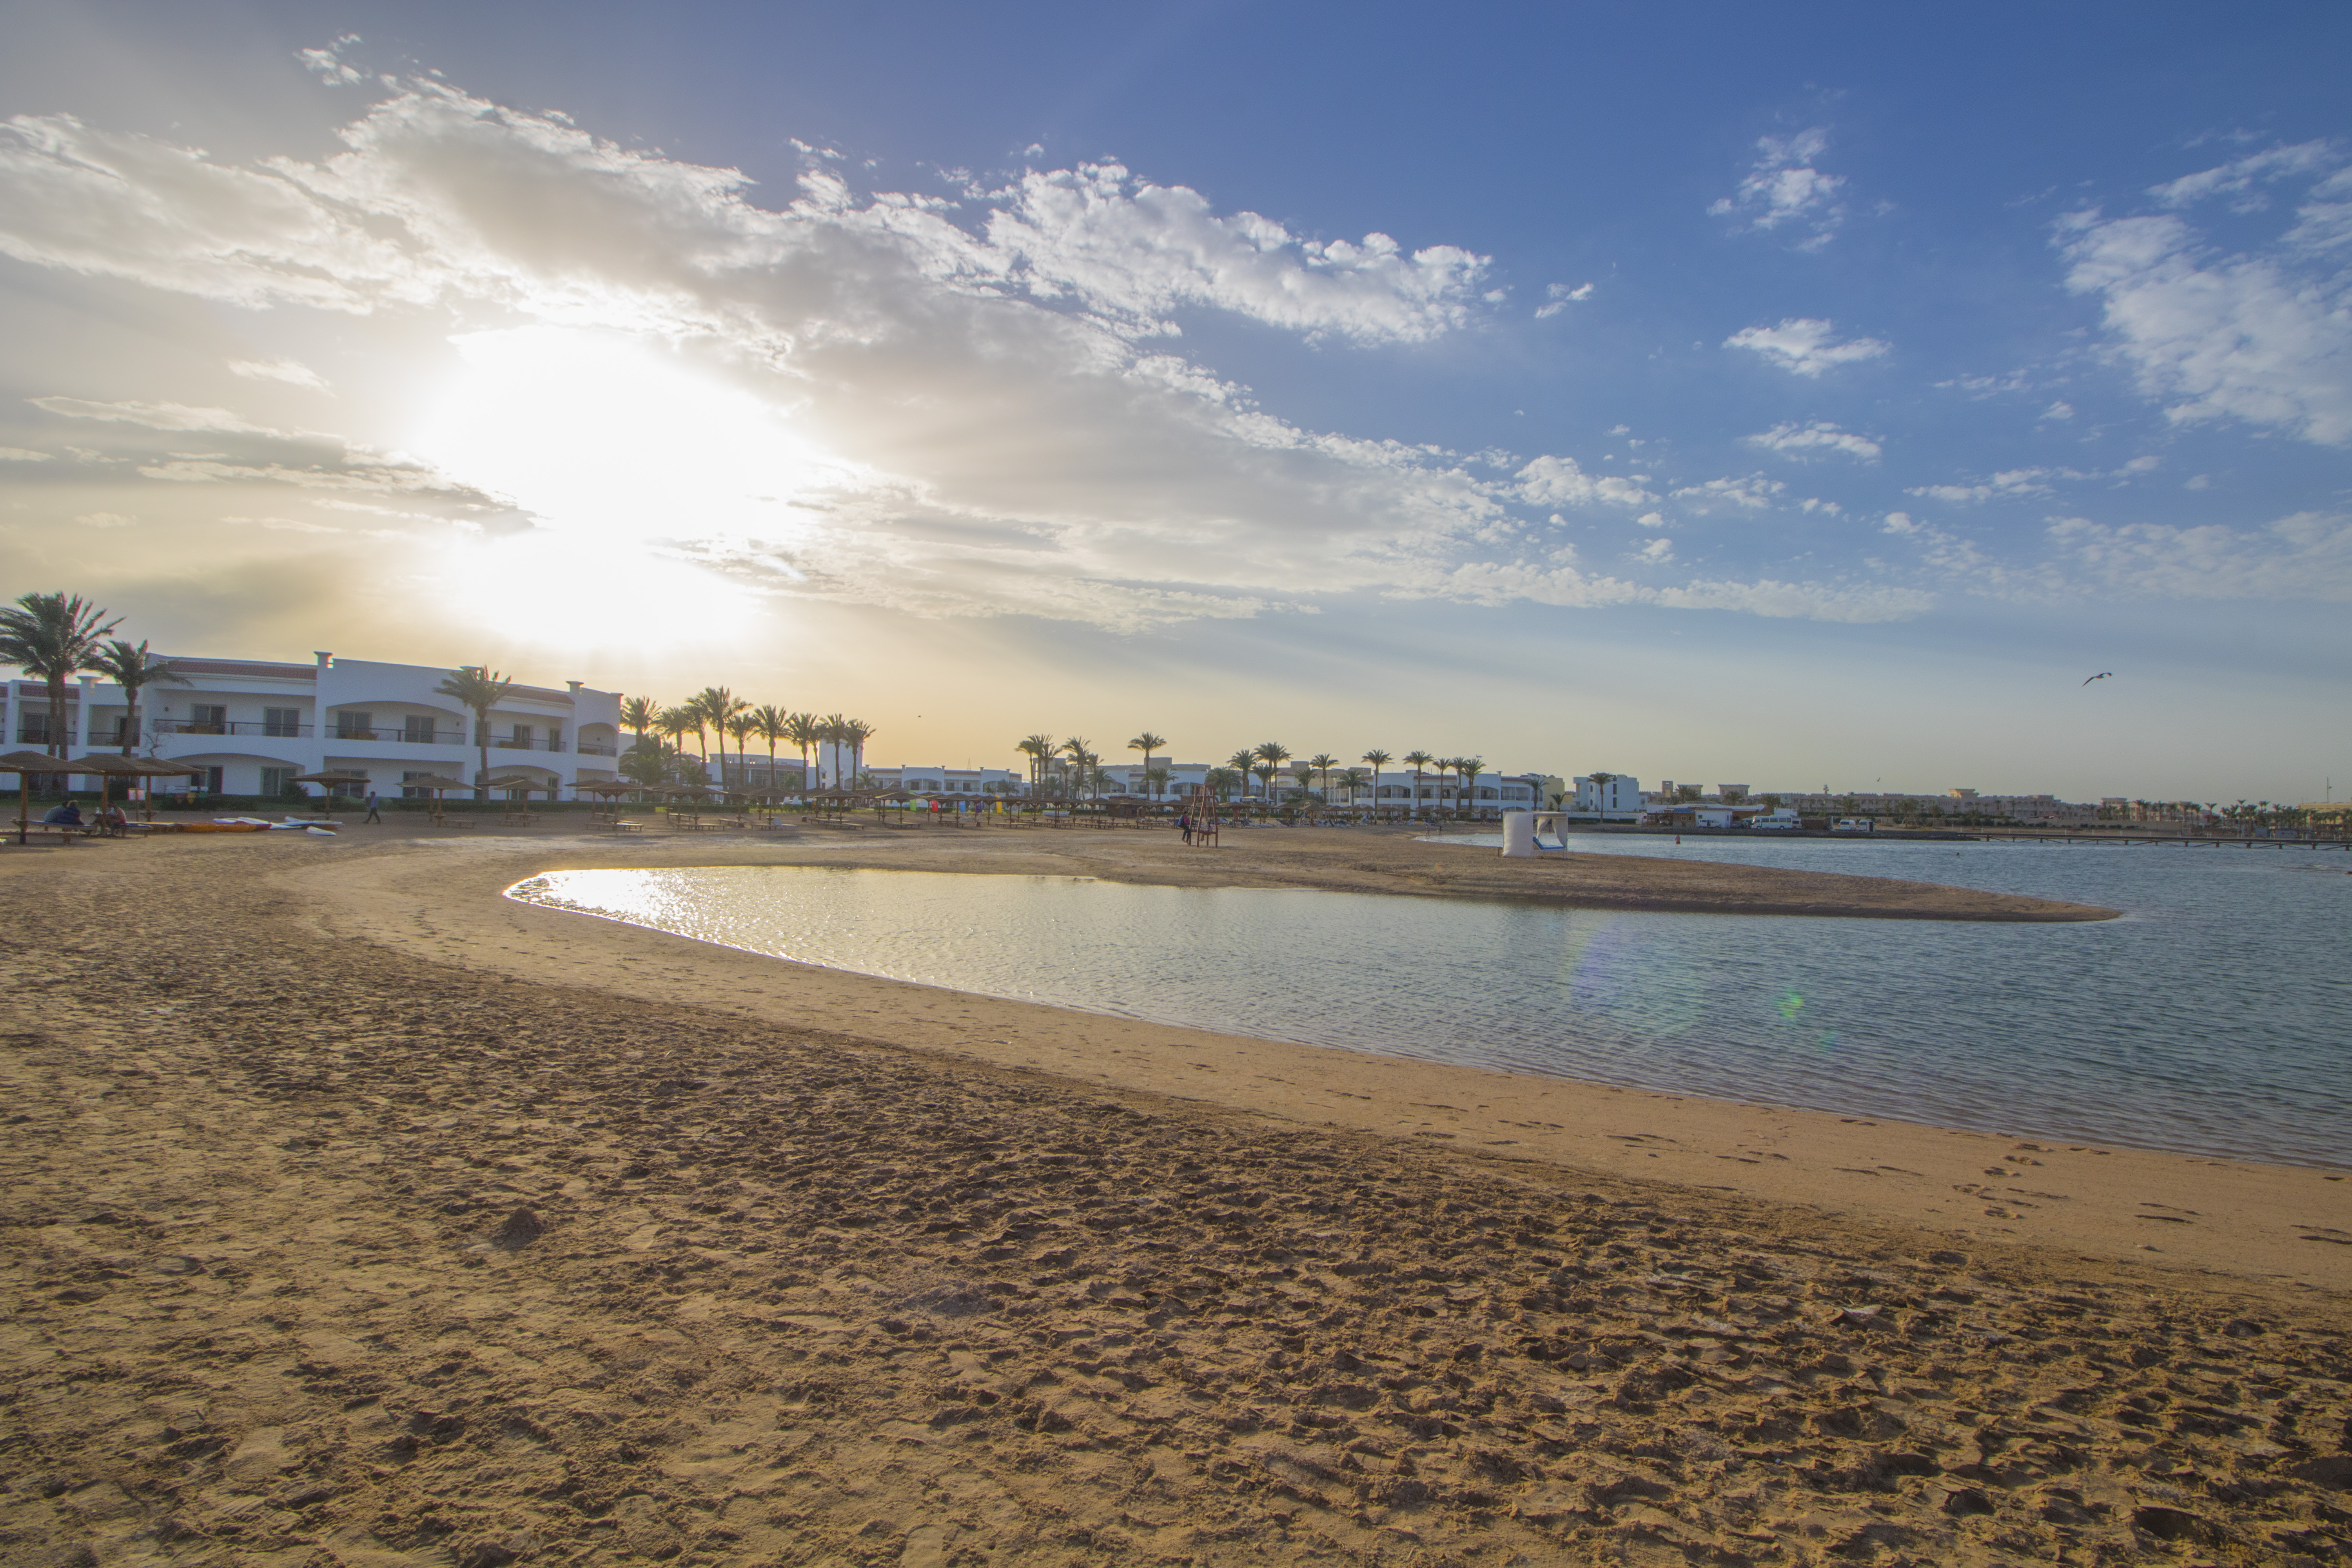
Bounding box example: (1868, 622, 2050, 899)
(506, 840, 2350, 1167)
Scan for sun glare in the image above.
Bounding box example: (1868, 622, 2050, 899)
(408, 327, 835, 650)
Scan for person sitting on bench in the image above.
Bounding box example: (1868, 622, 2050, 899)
(43, 799, 84, 829)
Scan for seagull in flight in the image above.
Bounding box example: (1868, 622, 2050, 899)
(2082, 671, 2113, 686)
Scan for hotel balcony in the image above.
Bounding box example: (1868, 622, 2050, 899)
(492, 736, 568, 752)
(155, 719, 316, 737)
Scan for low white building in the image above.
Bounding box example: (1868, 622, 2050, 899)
(1571, 773, 1648, 815)
(4, 651, 622, 800)
(864, 765, 1028, 797)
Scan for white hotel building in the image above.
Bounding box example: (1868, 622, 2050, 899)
(4, 651, 623, 800)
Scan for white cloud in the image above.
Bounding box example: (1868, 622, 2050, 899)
(2284, 166, 2352, 254)
(1742, 419, 1881, 461)
(28, 396, 292, 436)
(0, 82, 1919, 629)
(1724, 318, 1889, 377)
(2042, 400, 2074, 420)
(227, 514, 344, 534)
(1534, 281, 1593, 319)
(72, 511, 136, 528)
(2057, 174, 2352, 446)
(2149, 140, 2337, 212)
(299, 36, 368, 87)
(2049, 510, 2352, 601)
(1708, 129, 1847, 247)
(973, 161, 1490, 344)
(1633, 537, 1673, 564)
(1907, 468, 2067, 505)
(0, 446, 48, 461)
(1515, 454, 1656, 508)
(1672, 474, 1785, 512)
(228, 356, 330, 390)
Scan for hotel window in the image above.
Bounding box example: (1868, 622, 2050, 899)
(16, 710, 48, 744)
(547, 724, 563, 752)
(264, 706, 302, 737)
(335, 710, 372, 740)
(191, 704, 228, 734)
(403, 715, 437, 744)
(189, 766, 224, 794)
(508, 724, 534, 749)
(260, 766, 296, 797)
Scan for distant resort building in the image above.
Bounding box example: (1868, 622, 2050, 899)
(4, 651, 622, 799)
(709, 759, 1560, 813)
(1557, 775, 2123, 828)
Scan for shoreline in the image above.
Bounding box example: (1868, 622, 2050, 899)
(495, 862, 2303, 1174)
(7, 824, 2348, 1566)
(292, 825, 2340, 1290)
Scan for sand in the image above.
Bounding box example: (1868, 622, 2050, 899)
(3, 820, 2346, 1568)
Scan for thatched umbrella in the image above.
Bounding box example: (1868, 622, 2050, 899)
(65, 753, 200, 821)
(293, 770, 371, 820)
(484, 770, 557, 811)
(577, 780, 641, 817)
(398, 773, 472, 824)
(0, 750, 71, 844)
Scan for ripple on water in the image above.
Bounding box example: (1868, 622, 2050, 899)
(506, 846, 2350, 1167)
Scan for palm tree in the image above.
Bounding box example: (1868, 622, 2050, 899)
(1403, 750, 1434, 816)
(1144, 766, 1170, 800)
(840, 719, 877, 787)
(692, 687, 745, 779)
(87, 638, 178, 753)
(785, 711, 823, 793)
(434, 665, 515, 802)
(753, 704, 790, 794)
(1307, 753, 1339, 803)
(1016, 733, 1056, 798)
(0, 592, 119, 759)
(1205, 767, 1241, 802)
(1252, 760, 1279, 800)
(1225, 748, 1258, 800)
(1458, 757, 1485, 817)
(1061, 737, 1097, 801)
(657, 706, 698, 782)
(725, 712, 759, 792)
(1127, 731, 1167, 795)
(1360, 749, 1392, 812)
(816, 713, 851, 789)
(1253, 741, 1291, 802)
(619, 696, 659, 751)
(1341, 767, 1368, 809)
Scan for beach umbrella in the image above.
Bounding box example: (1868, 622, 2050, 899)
(293, 770, 371, 819)
(399, 773, 472, 823)
(0, 750, 71, 844)
(64, 753, 200, 821)
(484, 770, 556, 807)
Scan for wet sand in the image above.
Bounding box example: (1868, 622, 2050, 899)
(3, 822, 2345, 1567)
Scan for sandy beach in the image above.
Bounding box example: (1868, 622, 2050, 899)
(4, 820, 2347, 1567)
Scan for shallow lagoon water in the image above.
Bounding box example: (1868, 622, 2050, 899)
(507, 839, 2350, 1167)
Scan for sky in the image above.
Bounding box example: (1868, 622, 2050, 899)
(1, 2, 2347, 802)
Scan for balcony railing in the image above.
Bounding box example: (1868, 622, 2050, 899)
(575, 741, 617, 756)
(154, 720, 314, 737)
(327, 726, 465, 745)
(493, 736, 566, 752)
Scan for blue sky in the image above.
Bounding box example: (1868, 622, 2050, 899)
(1, 3, 2347, 799)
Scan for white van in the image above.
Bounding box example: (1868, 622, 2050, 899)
(1831, 817, 1875, 834)
(1749, 809, 1802, 831)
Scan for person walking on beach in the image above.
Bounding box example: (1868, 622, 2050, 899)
(364, 790, 382, 824)
(1179, 811, 1192, 846)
